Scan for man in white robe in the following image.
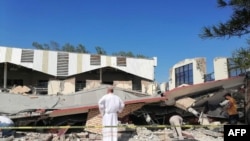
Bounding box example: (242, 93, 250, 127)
(98, 87, 125, 141)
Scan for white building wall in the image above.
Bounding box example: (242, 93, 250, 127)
(0, 46, 156, 81)
(81, 54, 91, 72)
(193, 58, 206, 83)
(213, 57, 229, 80)
(100, 55, 107, 67)
(0, 47, 21, 65)
(68, 52, 78, 76)
(110, 56, 117, 66)
(48, 51, 58, 76)
(120, 58, 155, 80)
(33, 50, 43, 71)
(168, 58, 206, 90)
(10, 48, 21, 65)
(0, 47, 6, 62)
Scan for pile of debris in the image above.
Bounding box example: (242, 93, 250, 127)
(3, 126, 224, 141)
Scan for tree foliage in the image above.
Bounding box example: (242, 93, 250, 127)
(95, 46, 107, 55)
(199, 0, 250, 72)
(76, 44, 89, 53)
(112, 51, 134, 57)
(112, 51, 149, 58)
(32, 41, 148, 58)
(199, 0, 250, 39)
(32, 41, 89, 53)
(231, 40, 250, 71)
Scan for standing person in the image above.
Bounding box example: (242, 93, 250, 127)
(98, 87, 125, 141)
(0, 115, 15, 138)
(169, 114, 184, 140)
(220, 93, 239, 125)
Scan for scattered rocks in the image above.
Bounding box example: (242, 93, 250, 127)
(2, 127, 224, 141)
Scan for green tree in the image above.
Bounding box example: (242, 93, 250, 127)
(32, 41, 59, 51)
(95, 46, 107, 55)
(231, 40, 250, 71)
(32, 41, 149, 58)
(199, 1, 250, 124)
(43, 43, 50, 50)
(112, 51, 134, 57)
(62, 43, 75, 52)
(112, 51, 126, 56)
(112, 51, 149, 58)
(126, 51, 134, 57)
(50, 41, 60, 51)
(76, 44, 89, 53)
(199, 0, 250, 72)
(32, 42, 44, 50)
(136, 54, 148, 58)
(199, 0, 250, 39)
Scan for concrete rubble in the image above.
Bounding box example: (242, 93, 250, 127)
(1, 126, 224, 141)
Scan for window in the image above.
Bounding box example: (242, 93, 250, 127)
(227, 58, 245, 77)
(7, 79, 23, 87)
(37, 80, 48, 88)
(21, 50, 34, 63)
(229, 68, 245, 77)
(117, 57, 126, 66)
(175, 63, 193, 87)
(90, 55, 101, 65)
(57, 53, 69, 76)
(33, 80, 48, 94)
(204, 72, 215, 82)
(76, 81, 86, 91)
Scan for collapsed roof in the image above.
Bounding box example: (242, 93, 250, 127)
(0, 85, 164, 117)
(0, 75, 247, 126)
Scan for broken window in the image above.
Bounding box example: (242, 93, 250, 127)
(75, 80, 86, 91)
(117, 57, 126, 66)
(90, 55, 101, 65)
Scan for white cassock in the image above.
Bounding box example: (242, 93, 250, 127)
(98, 93, 125, 141)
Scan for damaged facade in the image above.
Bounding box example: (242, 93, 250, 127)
(168, 57, 243, 90)
(165, 57, 249, 125)
(0, 46, 158, 95)
(0, 46, 162, 134)
(0, 46, 250, 139)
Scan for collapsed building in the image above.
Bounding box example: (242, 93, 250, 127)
(0, 46, 249, 136)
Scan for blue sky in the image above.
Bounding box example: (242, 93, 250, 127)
(0, 0, 248, 83)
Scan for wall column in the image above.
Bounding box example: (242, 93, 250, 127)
(100, 68, 102, 83)
(3, 62, 7, 89)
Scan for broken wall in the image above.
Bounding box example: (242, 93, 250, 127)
(9, 85, 31, 94)
(168, 57, 206, 90)
(113, 80, 132, 90)
(141, 80, 157, 95)
(83, 80, 101, 91)
(48, 77, 75, 95)
(175, 97, 196, 110)
(85, 103, 144, 134)
(213, 57, 229, 80)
